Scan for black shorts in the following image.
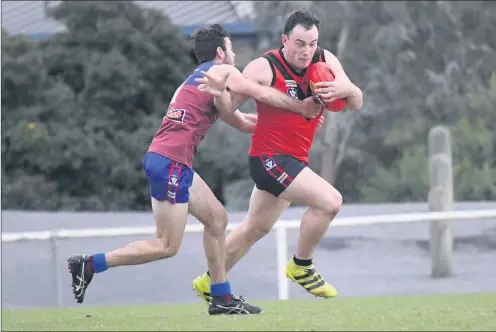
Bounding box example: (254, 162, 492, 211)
(249, 154, 307, 197)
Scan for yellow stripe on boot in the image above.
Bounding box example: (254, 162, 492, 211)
(192, 273, 211, 304)
(285, 258, 337, 299)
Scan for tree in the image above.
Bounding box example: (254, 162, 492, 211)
(309, 1, 362, 185)
(328, 1, 496, 202)
(1, 30, 68, 210)
(2, 1, 194, 210)
(450, 73, 496, 201)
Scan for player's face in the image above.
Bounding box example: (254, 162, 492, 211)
(221, 37, 236, 66)
(282, 24, 319, 71)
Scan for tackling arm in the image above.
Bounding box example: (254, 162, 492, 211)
(199, 60, 321, 118)
(211, 87, 255, 133)
(218, 110, 257, 133)
(222, 59, 316, 116)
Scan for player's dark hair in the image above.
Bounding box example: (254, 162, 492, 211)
(283, 9, 320, 35)
(192, 24, 230, 64)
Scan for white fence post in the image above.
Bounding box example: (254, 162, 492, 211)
(275, 225, 289, 300)
(428, 126, 455, 278)
(50, 235, 62, 307)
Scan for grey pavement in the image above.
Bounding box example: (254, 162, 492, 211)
(2, 202, 496, 309)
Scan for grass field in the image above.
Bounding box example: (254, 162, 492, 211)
(3, 292, 496, 331)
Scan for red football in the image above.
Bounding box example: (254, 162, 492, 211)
(308, 62, 347, 112)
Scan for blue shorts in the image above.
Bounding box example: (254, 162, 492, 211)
(143, 152, 194, 204)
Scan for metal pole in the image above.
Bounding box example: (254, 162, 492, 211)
(275, 225, 289, 300)
(50, 236, 62, 307)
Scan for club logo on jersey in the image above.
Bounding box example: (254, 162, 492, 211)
(169, 175, 178, 186)
(264, 158, 276, 170)
(287, 87, 298, 99)
(285, 80, 297, 88)
(165, 108, 186, 123)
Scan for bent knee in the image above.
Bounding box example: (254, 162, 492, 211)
(156, 238, 181, 259)
(318, 188, 342, 219)
(204, 207, 228, 237)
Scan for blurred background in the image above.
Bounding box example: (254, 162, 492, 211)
(1, 1, 495, 309)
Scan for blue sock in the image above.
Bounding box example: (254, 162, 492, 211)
(210, 281, 231, 297)
(92, 253, 108, 273)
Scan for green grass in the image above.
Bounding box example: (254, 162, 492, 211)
(3, 293, 496, 331)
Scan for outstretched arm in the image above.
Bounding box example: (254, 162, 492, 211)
(196, 59, 322, 118)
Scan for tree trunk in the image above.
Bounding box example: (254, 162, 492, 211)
(320, 2, 351, 184)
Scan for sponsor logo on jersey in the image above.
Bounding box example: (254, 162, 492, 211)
(165, 107, 186, 123)
(285, 80, 297, 88)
